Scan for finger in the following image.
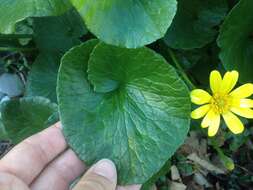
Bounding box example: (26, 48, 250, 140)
(30, 149, 86, 190)
(73, 159, 117, 190)
(0, 172, 29, 190)
(0, 122, 67, 184)
(117, 185, 142, 190)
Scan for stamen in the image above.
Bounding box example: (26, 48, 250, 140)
(211, 93, 231, 114)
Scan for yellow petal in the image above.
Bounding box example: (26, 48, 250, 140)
(229, 83, 253, 98)
(230, 107, 253, 119)
(231, 98, 253, 108)
(208, 114, 220, 137)
(190, 89, 211, 105)
(220, 71, 239, 94)
(201, 109, 216, 128)
(222, 112, 244, 134)
(210, 70, 222, 94)
(191, 104, 210, 119)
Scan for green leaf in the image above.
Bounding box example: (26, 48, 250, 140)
(0, 0, 72, 34)
(218, 0, 253, 82)
(57, 40, 191, 184)
(26, 9, 88, 102)
(70, 0, 177, 48)
(164, 0, 227, 49)
(26, 53, 61, 103)
(1, 97, 57, 144)
(34, 8, 87, 52)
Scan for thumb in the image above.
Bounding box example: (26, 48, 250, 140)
(73, 159, 117, 190)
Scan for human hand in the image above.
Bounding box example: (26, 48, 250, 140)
(0, 123, 141, 190)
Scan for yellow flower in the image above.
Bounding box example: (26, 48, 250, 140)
(191, 70, 253, 137)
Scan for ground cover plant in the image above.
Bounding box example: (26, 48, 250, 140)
(0, 0, 253, 189)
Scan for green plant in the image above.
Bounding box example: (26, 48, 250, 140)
(0, 0, 252, 187)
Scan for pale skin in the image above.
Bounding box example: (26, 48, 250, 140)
(0, 123, 141, 190)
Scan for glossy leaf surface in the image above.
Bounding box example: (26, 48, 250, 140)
(57, 40, 191, 184)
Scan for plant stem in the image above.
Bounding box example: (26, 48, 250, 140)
(168, 48, 196, 90)
(211, 140, 235, 171)
(0, 46, 37, 52)
(0, 34, 33, 39)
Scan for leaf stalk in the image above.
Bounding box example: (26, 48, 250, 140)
(168, 48, 196, 90)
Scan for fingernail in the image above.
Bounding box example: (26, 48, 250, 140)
(55, 122, 62, 129)
(92, 159, 117, 181)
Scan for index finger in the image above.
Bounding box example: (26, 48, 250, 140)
(0, 122, 67, 185)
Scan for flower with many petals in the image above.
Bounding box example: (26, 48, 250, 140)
(191, 70, 253, 136)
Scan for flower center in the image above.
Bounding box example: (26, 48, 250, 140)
(211, 93, 231, 114)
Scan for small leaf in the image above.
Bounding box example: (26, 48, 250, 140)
(164, 0, 228, 49)
(0, 0, 72, 34)
(57, 40, 191, 184)
(70, 0, 177, 48)
(218, 0, 253, 82)
(1, 97, 57, 144)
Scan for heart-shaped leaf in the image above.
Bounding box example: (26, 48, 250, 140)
(1, 97, 57, 144)
(70, 0, 177, 48)
(164, 0, 227, 49)
(57, 40, 191, 184)
(0, 0, 71, 34)
(218, 0, 253, 82)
